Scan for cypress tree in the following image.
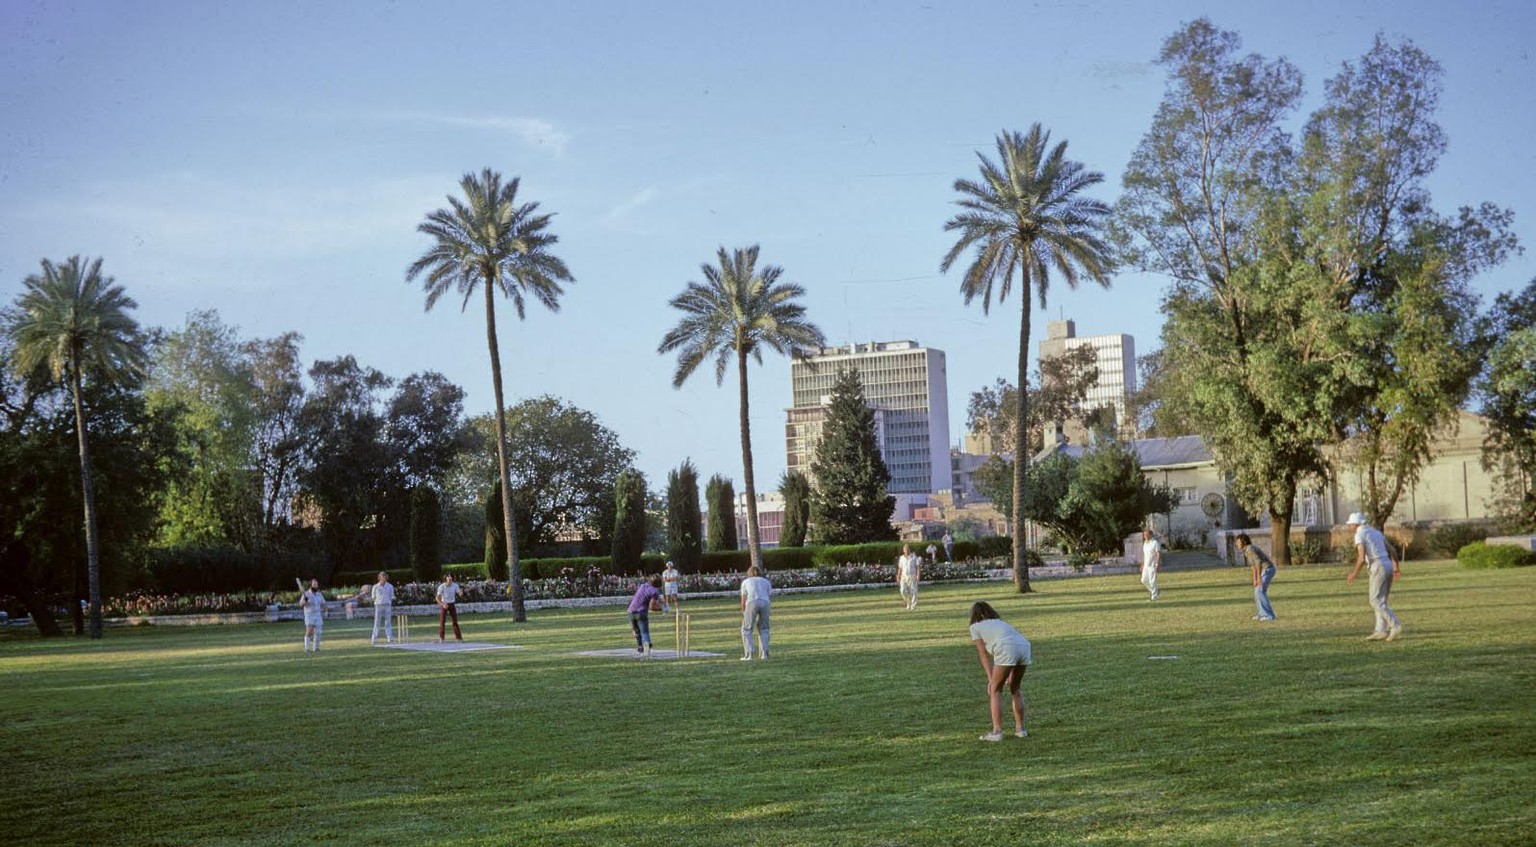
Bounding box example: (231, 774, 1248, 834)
(705, 474, 738, 551)
(611, 469, 648, 574)
(667, 460, 703, 573)
(810, 368, 896, 544)
(484, 478, 508, 580)
(779, 470, 811, 548)
(409, 485, 443, 582)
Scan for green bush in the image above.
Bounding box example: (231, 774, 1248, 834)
(1426, 522, 1492, 559)
(976, 536, 1013, 558)
(812, 542, 905, 567)
(444, 562, 489, 581)
(1456, 541, 1536, 569)
(144, 545, 311, 594)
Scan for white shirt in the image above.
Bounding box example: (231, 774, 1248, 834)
(301, 589, 325, 618)
(740, 576, 772, 605)
(1354, 525, 1393, 568)
(662, 566, 679, 584)
(1142, 538, 1162, 570)
(898, 554, 920, 581)
(436, 581, 460, 604)
(372, 581, 395, 605)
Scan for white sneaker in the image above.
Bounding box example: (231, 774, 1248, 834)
(1386, 624, 1402, 641)
(1365, 632, 1388, 641)
(741, 655, 752, 661)
(979, 731, 1004, 742)
(1014, 729, 1028, 738)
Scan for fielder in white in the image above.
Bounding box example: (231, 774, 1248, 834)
(300, 578, 326, 652)
(368, 571, 396, 644)
(739, 566, 772, 660)
(1140, 529, 1162, 601)
(897, 544, 921, 610)
(1345, 512, 1403, 641)
(661, 561, 680, 613)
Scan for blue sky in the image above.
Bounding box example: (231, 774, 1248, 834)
(3, 0, 1533, 493)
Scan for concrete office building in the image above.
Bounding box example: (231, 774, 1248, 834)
(1038, 319, 1137, 442)
(786, 340, 952, 496)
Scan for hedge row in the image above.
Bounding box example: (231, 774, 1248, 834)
(1456, 541, 1536, 569)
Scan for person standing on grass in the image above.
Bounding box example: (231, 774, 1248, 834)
(740, 565, 772, 660)
(968, 601, 1031, 742)
(1234, 534, 1276, 622)
(926, 541, 939, 565)
(627, 575, 664, 657)
(435, 573, 464, 642)
(897, 544, 921, 610)
(1140, 528, 1162, 601)
(368, 571, 397, 644)
(1345, 512, 1403, 641)
(301, 578, 326, 653)
(661, 560, 681, 613)
(942, 531, 954, 563)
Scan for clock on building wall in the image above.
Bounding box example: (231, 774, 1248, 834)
(1200, 492, 1225, 519)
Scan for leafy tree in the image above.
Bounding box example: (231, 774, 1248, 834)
(5, 256, 147, 638)
(295, 356, 394, 577)
(967, 344, 1102, 455)
(659, 245, 826, 571)
(244, 331, 307, 537)
(409, 485, 442, 582)
(611, 469, 647, 573)
(941, 125, 1115, 592)
(809, 368, 895, 544)
(1119, 22, 1515, 562)
(408, 168, 574, 622)
(1019, 442, 1176, 560)
(973, 456, 1014, 520)
(144, 309, 261, 550)
(705, 474, 738, 552)
(778, 470, 811, 548)
(643, 489, 669, 554)
(1479, 279, 1536, 529)
(667, 460, 703, 572)
(386, 371, 466, 491)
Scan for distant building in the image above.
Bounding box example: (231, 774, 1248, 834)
(786, 340, 952, 496)
(1037, 319, 1136, 443)
(735, 491, 785, 549)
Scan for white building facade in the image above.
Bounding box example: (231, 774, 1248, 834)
(787, 340, 953, 496)
(1038, 319, 1137, 440)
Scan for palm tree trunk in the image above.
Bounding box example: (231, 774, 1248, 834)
(70, 366, 105, 639)
(1012, 280, 1033, 593)
(737, 347, 763, 572)
(484, 280, 526, 622)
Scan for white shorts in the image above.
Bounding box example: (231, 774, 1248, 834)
(991, 638, 1032, 667)
(664, 584, 678, 596)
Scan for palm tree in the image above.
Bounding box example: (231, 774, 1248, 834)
(6, 256, 145, 638)
(659, 246, 825, 571)
(407, 168, 573, 622)
(940, 125, 1114, 592)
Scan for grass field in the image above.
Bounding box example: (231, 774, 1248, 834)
(2, 561, 1533, 846)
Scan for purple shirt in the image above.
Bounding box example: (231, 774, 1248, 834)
(627, 583, 661, 614)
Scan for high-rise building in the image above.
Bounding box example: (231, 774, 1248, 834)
(1037, 319, 1136, 442)
(786, 340, 952, 495)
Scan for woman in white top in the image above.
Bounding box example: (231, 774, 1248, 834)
(968, 601, 1032, 742)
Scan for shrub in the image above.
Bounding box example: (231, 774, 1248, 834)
(1426, 522, 1492, 559)
(146, 545, 276, 594)
(976, 536, 1013, 559)
(812, 542, 906, 567)
(444, 562, 489, 581)
(1456, 541, 1536, 569)
(1292, 537, 1336, 565)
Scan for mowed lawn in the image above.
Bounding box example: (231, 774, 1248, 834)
(2, 561, 1532, 847)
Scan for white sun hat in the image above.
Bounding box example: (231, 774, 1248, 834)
(1346, 512, 1367, 525)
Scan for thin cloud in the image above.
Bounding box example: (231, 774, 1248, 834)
(603, 187, 656, 224)
(379, 111, 570, 154)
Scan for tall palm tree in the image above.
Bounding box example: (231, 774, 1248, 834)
(7, 256, 145, 638)
(941, 125, 1114, 593)
(659, 246, 825, 571)
(407, 168, 573, 622)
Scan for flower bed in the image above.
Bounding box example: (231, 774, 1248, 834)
(38, 559, 1005, 618)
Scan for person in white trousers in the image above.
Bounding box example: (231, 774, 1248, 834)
(301, 579, 326, 652)
(1140, 529, 1162, 601)
(1345, 513, 1403, 641)
(897, 544, 921, 610)
(740, 566, 772, 660)
(368, 571, 396, 644)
